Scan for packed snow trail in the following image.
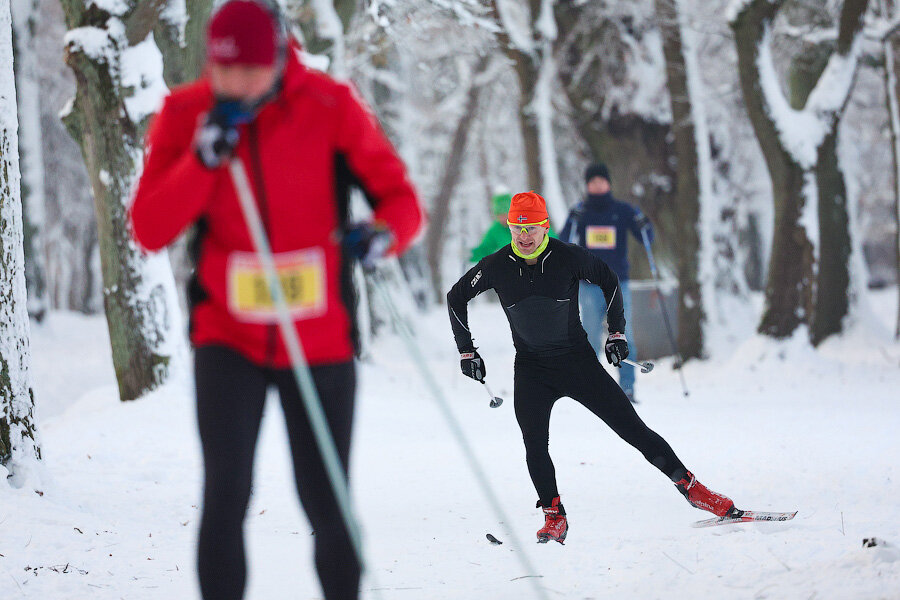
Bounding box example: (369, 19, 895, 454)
(1, 294, 899, 599)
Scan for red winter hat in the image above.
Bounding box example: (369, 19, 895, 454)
(207, 0, 279, 66)
(507, 191, 550, 226)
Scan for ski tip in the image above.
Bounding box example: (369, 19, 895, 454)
(486, 533, 503, 545)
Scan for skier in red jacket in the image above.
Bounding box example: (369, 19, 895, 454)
(130, 2, 423, 598)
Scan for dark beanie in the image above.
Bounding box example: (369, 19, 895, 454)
(207, 0, 278, 66)
(584, 162, 611, 184)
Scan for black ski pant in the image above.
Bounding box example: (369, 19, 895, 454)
(514, 347, 687, 507)
(194, 345, 359, 600)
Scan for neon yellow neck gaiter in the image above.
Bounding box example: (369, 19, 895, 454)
(511, 233, 550, 260)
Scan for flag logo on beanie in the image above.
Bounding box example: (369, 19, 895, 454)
(507, 191, 550, 227)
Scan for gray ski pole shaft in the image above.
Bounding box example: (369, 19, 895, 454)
(639, 228, 689, 397)
(621, 358, 654, 373)
(227, 159, 380, 597)
(369, 266, 549, 600)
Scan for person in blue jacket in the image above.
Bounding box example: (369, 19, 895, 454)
(560, 162, 652, 403)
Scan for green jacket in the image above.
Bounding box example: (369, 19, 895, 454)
(469, 221, 558, 263)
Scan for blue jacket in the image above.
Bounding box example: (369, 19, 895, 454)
(559, 192, 653, 281)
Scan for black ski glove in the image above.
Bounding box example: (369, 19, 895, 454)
(343, 222, 395, 269)
(604, 332, 629, 367)
(194, 99, 255, 169)
(460, 350, 486, 382)
(634, 212, 651, 231)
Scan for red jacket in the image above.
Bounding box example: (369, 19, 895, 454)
(130, 48, 424, 367)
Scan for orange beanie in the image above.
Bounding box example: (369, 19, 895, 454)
(507, 191, 550, 226)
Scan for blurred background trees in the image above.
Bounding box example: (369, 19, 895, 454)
(7, 0, 897, 400)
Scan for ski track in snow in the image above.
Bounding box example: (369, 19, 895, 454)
(2, 290, 899, 600)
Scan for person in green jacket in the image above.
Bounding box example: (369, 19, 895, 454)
(469, 190, 556, 262)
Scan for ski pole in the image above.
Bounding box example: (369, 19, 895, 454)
(482, 380, 504, 408)
(227, 159, 380, 597)
(368, 264, 550, 600)
(639, 228, 690, 397)
(621, 358, 654, 373)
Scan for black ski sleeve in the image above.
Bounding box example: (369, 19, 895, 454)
(570, 245, 626, 333)
(446, 259, 493, 353)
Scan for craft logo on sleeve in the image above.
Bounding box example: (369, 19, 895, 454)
(585, 226, 616, 250)
(227, 248, 327, 323)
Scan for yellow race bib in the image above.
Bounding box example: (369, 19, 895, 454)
(585, 226, 616, 250)
(227, 248, 327, 323)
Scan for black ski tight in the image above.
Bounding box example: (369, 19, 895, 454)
(194, 345, 359, 600)
(514, 349, 687, 506)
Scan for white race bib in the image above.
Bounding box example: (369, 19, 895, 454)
(227, 248, 327, 323)
(585, 226, 616, 250)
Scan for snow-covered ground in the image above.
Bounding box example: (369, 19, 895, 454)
(2, 288, 899, 599)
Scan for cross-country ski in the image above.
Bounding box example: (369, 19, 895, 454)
(692, 510, 799, 528)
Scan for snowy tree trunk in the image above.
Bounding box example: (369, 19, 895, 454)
(11, 0, 48, 323)
(730, 0, 868, 341)
(506, 49, 542, 193)
(882, 2, 900, 338)
(425, 55, 490, 303)
(491, 0, 567, 220)
(656, 0, 704, 359)
(0, 0, 40, 479)
(60, 0, 186, 402)
(731, 0, 813, 338)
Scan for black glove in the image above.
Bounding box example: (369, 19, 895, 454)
(343, 222, 395, 269)
(634, 212, 651, 231)
(460, 350, 486, 382)
(194, 99, 255, 169)
(604, 332, 629, 367)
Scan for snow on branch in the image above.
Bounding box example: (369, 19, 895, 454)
(756, 23, 864, 169)
(536, 0, 557, 42)
(65, 10, 169, 124)
(120, 33, 168, 123)
(805, 33, 864, 117)
(495, 0, 536, 57)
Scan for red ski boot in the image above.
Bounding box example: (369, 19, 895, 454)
(536, 496, 568, 544)
(675, 471, 736, 517)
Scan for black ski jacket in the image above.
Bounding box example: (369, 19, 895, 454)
(447, 237, 625, 358)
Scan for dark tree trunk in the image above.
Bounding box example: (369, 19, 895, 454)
(732, 0, 868, 341)
(812, 129, 851, 344)
(489, 0, 544, 193)
(732, 0, 815, 338)
(656, 0, 703, 359)
(426, 55, 490, 302)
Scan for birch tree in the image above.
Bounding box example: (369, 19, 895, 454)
(0, 0, 40, 483)
(730, 0, 870, 341)
(60, 0, 187, 401)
